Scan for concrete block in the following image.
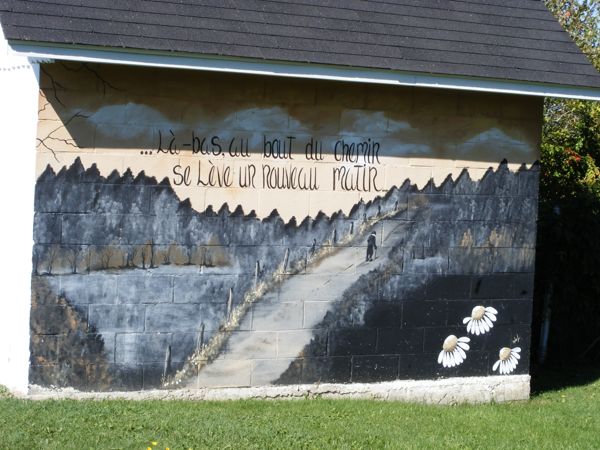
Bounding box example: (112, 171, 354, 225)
(142, 363, 166, 389)
(88, 304, 145, 332)
(58, 182, 98, 213)
(220, 331, 278, 360)
(471, 274, 516, 299)
(196, 359, 252, 388)
(363, 302, 402, 328)
(301, 356, 352, 383)
(30, 335, 61, 364)
(328, 328, 377, 356)
(492, 248, 536, 273)
(448, 247, 493, 274)
(517, 170, 540, 197)
(33, 213, 61, 244)
(144, 304, 202, 332)
(59, 273, 118, 305)
(173, 274, 251, 304)
(277, 329, 326, 358)
(471, 274, 534, 300)
(250, 359, 297, 386)
(34, 181, 61, 213)
(95, 185, 151, 214)
(402, 301, 447, 327)
(403, 249, 449, 274)
(117, 274, 174, 303)
(407, 193, 452, 221)
(303, 301, 336, 328)
(377, 327, 424, 354)
(61, 213, 123, 245)
(170, 332, 202, 363)
(105, 363, 143, 391)
(352, 355, 399, 382)
(379, 274, 428, 301)
(100, 332, 116, 364)
(277, 274, 356, 302)
(115, 332, 171, 364)
(425, 275, 471, 300)
(119, 215, 154, 245)
(30, 304, 87, 334)
(251, 301, 304, 331)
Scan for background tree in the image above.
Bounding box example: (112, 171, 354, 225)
(535, 1, 600, 364)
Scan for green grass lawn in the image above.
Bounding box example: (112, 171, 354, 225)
(0, 367, 598, 450)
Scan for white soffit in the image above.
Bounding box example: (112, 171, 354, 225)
(9, 42, 600, 101)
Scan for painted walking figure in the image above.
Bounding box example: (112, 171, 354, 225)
(310, 238, 317, 256)
(366, 231, 377, 262)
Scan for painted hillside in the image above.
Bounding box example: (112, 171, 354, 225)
(31, 159, 538, 390)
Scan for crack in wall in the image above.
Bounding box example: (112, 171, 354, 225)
(59, 62, 122, 95)
(36, 111, 90, 161)
(40, 66, 65, 107)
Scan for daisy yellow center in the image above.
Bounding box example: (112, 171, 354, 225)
(443, 335, 458, 352)
(472, 306, 486, 320)
(499, 347, 511, 361)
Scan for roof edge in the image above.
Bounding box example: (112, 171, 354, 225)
(8, 41, 600, 101)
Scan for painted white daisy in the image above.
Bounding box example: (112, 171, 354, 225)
(492, 347, 521, 374)
(437, 335, 470, 368)
(463, 305, 498, 336)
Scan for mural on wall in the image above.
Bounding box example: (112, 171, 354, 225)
(30, 62, 540, 390)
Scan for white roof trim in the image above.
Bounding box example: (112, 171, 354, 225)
(9, 41, 600, 101)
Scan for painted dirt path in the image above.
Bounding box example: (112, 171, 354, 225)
(189, 219, 410, 388)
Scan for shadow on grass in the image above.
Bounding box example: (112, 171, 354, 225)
(530, 363, 600, 396)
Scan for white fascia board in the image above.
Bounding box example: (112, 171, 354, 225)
(9, 41, 600, 101)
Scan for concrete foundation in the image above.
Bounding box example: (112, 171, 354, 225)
(27, 375, 530, 404)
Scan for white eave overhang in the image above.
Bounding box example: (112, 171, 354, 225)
(9, 41, 600, 101)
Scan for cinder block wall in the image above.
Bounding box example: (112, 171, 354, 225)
(30, 62, 541, 391)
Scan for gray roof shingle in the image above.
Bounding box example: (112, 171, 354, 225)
(1, 0, 599, 89)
